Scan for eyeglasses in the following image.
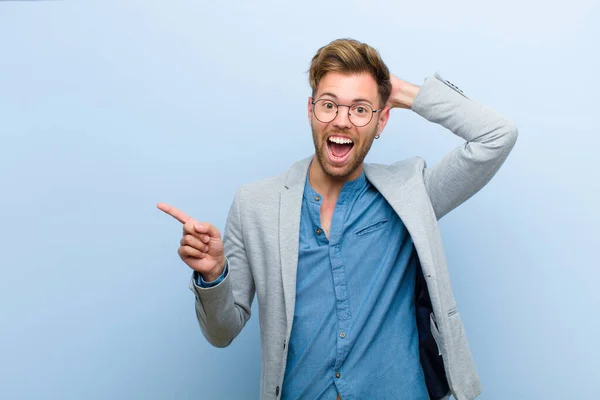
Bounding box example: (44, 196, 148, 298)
(311, 99, 381, 127)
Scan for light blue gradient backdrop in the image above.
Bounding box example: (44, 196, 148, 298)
(1, 1, 598, 399)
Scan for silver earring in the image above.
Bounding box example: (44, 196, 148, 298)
(375, 134, 380, 139)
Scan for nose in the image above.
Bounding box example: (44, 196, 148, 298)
(332, 105, 353, 130)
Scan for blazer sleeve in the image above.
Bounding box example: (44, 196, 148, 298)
(188, 188, 256, 347)
(411, 74, 518, 220)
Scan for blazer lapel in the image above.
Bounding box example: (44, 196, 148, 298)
(279, 156, 312, 335)
(363, 164, 437, 277)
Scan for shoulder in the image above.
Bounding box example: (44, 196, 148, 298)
(234, 156, 311, 205)
(237, 174, 284, 199)
(365, 156, 427, 181)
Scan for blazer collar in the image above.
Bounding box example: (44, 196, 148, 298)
(281, 156, 414, 190)
(283, 155, 313, 190)
(279, 156, 311, 336)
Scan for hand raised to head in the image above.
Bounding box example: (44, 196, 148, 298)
(385, 74, 420, 111)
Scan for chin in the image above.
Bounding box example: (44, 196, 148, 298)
(318, 152, 360, 180)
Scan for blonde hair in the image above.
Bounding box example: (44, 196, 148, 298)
(308, 38, 391, 107)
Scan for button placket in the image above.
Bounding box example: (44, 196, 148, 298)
(329, 201, 353, 378)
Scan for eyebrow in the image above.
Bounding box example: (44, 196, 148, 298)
(318, 92, 374, 106)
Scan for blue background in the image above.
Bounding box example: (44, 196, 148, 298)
(1, 1, 598, 399)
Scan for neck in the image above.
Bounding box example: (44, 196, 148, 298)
(308, 157, 363, 199)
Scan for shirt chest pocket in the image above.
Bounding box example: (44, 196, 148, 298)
(353, 218, 389, 236)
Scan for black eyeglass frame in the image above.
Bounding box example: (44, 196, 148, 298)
(311, 99, 382, 127)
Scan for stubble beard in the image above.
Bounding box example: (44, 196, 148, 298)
(311, 123, 378, 180)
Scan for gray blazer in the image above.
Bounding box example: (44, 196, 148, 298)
(189, 74, 518, 400)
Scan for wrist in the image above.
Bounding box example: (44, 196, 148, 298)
(402, 82, 420, 109)
(387, 75, 421, 110)
(202, 259, 226, 283)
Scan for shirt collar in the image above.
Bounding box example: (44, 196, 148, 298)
(303, 169, 368, 204)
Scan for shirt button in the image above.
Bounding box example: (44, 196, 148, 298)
(316, 228, 323, 235)
(339, 332, 346, 339)
(314, 195, 321, 202)
(335, 372, 341, 379)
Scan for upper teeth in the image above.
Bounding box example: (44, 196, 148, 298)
(329, 137, 353, 144)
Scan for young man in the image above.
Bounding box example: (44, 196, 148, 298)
(158, 38, 517, 400)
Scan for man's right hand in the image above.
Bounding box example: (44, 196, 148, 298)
(157, 202, 226, 283)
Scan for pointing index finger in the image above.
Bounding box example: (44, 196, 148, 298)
(157, 202, 191, 224)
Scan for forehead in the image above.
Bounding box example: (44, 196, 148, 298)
(315, 72, 379, 104)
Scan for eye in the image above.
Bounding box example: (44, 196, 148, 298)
(322, 101, 335, 110)
(353, 104, 371, 114)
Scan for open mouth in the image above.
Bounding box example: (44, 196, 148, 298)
(326, 136, 354, 164)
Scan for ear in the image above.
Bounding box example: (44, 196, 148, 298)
(307, 97, 313, 125)
(375, 107, 391, 137)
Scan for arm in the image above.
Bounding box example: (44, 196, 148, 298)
(389, 73, 518, 220)
(188, 189, 256, 347)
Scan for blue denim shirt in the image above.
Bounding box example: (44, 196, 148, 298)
(282, 171, 428, 400)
